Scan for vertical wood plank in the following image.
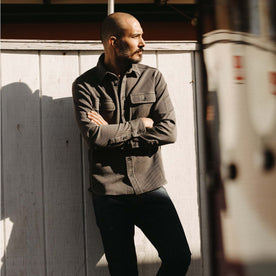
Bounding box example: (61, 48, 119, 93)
(157, 51, 202, 276)
(40, 51, 85, 275)
(79, 51, 109, 276)
(0, 51, 45, 275)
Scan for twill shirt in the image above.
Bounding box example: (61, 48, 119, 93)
(72, 54, 176, 195)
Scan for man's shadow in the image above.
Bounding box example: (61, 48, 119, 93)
(0, 82, 108, 275)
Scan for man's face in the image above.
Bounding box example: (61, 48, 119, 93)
(115, 18, 146, 65)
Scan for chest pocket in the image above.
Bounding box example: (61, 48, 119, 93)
(100, 100, 116, 123)
(129, 92, 156, 118)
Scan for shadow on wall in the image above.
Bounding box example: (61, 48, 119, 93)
(0, 82, 106, 275)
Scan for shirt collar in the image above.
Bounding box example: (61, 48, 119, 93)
(96, 53, 141, 83)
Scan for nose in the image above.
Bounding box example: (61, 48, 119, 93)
(139, 36, 146, 48)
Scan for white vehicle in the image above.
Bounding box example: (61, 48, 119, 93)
(200, 1, 276, 275)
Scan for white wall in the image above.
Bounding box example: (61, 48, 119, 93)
(0, 40, 202, 276)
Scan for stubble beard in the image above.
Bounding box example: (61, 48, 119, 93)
(116, 48, 143, 67)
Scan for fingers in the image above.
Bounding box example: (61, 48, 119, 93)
(87, 111, 108, 126)
(141, 117, 154, 128)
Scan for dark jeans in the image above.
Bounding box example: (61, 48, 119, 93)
(92, 187, 191, 276)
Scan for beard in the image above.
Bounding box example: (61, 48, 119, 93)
(129, 49, 143, 63)
(116, 44, 143, 66)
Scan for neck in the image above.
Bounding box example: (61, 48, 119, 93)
(104, 54, 130, 77)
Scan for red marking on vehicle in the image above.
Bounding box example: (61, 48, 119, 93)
(233, 56, 243, 68)
(233, 56, 245, 82)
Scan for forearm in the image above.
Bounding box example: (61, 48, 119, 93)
(140, 118, 177, 146)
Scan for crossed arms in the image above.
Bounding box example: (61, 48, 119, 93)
(72, 69, 176, 152)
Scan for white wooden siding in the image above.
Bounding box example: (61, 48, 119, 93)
(0, 41, 202, 276)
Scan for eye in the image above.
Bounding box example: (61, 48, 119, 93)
(132, 33, 142, 39)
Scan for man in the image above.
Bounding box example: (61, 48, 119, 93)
(72, 12, 191, 276)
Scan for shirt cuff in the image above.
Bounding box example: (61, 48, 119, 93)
(130, 118, 146, 138)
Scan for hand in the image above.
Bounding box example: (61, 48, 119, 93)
(87, 111, 108, 126)
(141, 117, 154, 128)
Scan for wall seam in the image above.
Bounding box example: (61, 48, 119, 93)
(1, 51, 7, 276)
(78, 50, 89, 276)
(192, 50, 212, 276)
(191, 50, 203, 276)
(39, 50, 48, 276)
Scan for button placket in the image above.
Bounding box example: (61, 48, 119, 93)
(120, 76, 127, 123)
(125, 156, 143, 194)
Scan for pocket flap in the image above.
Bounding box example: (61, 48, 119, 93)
(130, 93, 156, 104)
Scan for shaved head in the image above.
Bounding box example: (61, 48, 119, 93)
(100, 12, 145, 73)
(100, 12, 139, 47)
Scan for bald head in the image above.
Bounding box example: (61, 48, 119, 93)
(100, 12, 140, 47)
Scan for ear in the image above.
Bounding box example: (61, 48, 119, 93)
(109, 36, 117, 48)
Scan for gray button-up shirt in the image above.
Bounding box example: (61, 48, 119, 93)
(72, 54, 176, 195)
